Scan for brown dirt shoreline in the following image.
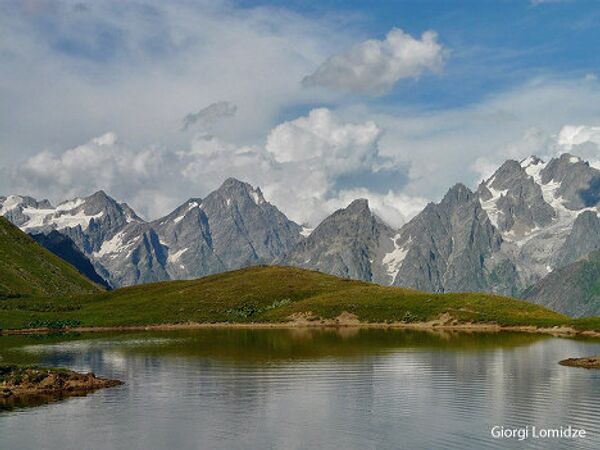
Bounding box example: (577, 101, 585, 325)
(2, 312, 599, 339)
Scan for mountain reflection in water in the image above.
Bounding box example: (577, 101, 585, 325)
(1, 328, 599, 450)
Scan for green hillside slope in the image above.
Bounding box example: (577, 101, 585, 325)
(0, 217, 101, 297)
(0, 265, 575, 330)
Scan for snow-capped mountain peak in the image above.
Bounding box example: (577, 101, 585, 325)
(520, 155, 544, 169)
(3, 190, 142, 234)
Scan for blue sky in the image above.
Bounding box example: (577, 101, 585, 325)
(241, 0, 600, 109)
(1, 0, 600, 226)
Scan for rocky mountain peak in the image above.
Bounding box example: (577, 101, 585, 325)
(477, 155, 556, 234)
(283, 198, 395, 284)
(218, 177, 254, 194)
(220, 177, 247, 188)
(539, 153, 600, 209)
(390, 179, 503, 293)
(211, 177, 267, 207)
(80, 190, 129, 215)
(0, 195, 53, 228)
(520, 155, 544, 168)
(88, 189, 111, 201)
(313, 199, 383, 234)
(540, 153, 587, 183)
(0, 194, 50, 214)
(441, 183, 475, 207)
(344, 198, 371, 214)
(161, 198, 203, 221)
(484, 159, 530, 191)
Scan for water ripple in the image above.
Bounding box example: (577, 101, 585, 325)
(1, 329, 599, 450)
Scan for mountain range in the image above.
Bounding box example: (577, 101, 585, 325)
(2, 152, 599, 317)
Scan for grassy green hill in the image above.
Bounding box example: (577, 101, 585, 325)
(2, 265, 592, 331)
(0, 217, 102, 298)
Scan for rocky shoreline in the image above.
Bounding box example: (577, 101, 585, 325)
(1, 365, 123, 409)
(559, 356, 600, 369)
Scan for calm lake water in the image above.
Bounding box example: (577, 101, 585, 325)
(1, 328, 599, 449)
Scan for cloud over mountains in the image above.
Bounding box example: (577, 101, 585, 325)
(2, 1, 600, 234)
(11, 108, 419, 227)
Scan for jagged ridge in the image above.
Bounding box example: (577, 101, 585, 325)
(2, 152, 600, 317)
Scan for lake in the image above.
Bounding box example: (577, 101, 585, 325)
(1, 328, 599, 449)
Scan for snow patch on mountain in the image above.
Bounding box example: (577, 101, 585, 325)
(300, 226, 313, 237)
(168, 248, 189, 264)
(522, 155, 545, 182)
(22, 207, 104, 232)
(382, 235, 410, 280)
(250, 190, 264, 205)
(0, 195, 26, 214)
(55, 198, 85, 212)
(479, 176, 508, 228)
(93, 231, 139, 259)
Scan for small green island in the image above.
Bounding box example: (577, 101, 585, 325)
(1, 365, 122, 409)
(559, 356, 600, 369)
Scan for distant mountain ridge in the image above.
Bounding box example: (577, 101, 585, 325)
(1, 178, 303, 288)
(2, 152, 600, 317)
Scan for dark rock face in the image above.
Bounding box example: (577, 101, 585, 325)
(30, 231, 111, 289)
(477, 159, 555, 234)
(523, 251, 600, 318)
(556, 211, 600, 267)
(283, 199, 395, 283)
(92, 223, 170, 288)
(152, 199, 224, 280)
(540, 154, 600, 210)
(153, 178, 303, 281)
(197, 178, 303, 267)
(391, 184, 503, 292)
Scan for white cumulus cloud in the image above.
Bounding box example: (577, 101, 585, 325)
(302, 28, 445, 95)
(10, 109, 418, 228)
(558, 125, 600, 149)
(266, 108, 381, 174)
(557, 125, 600, 168)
